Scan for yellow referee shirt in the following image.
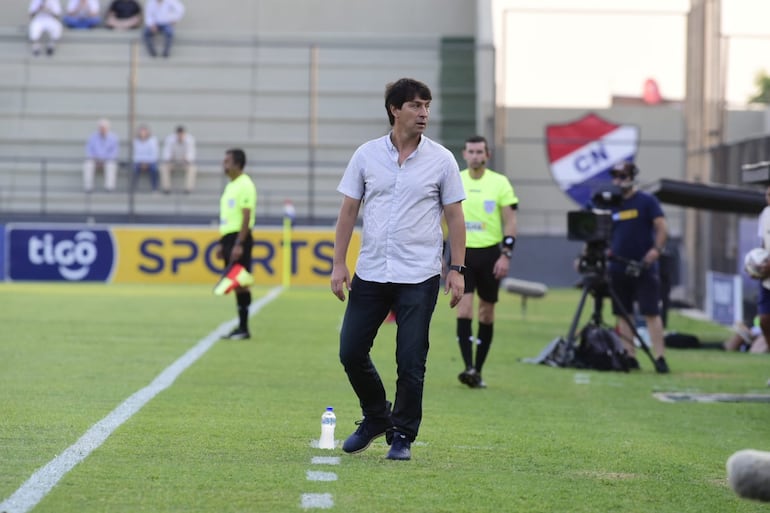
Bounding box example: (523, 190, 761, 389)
(219, 173, 257, 235)
(460, 168, 518, 248)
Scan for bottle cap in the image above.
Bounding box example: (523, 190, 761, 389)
(326, 406, 333, 411)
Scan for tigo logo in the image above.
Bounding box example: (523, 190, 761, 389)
(9, 227, 115, 282)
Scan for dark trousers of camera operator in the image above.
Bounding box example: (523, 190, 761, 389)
(610, 266, 668, 371)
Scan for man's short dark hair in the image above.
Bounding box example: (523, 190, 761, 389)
(227, 148, 246, 169)
(465, 135, 489, 152)
(384, 78, 432, 126)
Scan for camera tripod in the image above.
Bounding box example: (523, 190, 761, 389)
(564, 259, 656, 368)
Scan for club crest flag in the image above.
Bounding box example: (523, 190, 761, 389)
(545, 113, 639, 206)
(213, 263, 254, 295)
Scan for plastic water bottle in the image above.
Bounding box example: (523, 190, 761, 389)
(319, 406, 336, 449)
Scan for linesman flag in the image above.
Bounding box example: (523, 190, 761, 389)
(213, 263, 254, 295)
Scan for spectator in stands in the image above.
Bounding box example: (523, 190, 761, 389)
(28, 0, 63, 57)
(160, 125, 196, 194)
(103, 0, 141, 30)
(62, 0, 101, 29)
(142, 0, 185, 58)
(83, 118, 120, 193)
(131, 124, 159, 192)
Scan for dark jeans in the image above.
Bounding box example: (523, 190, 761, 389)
(143, 24, 174, 57)
(132, 162, 159, 191)
(339, 274, 440, 441)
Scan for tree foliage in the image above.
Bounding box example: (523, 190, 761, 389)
(749, 70, 770, 104)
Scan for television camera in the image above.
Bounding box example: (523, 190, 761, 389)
(561, 185, 656, 368)
(568, 209, 613, 276)
(567, 185, 628, 276)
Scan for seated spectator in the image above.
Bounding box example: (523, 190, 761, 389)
(103, 0, 141, 30)
(131, 124, 159, 192)
(63, 0, 101, 29)
(83, 118, 120, 193)
(160, 125, 196, 194)
(142, 0, 185, 58)
(28, 0, 63, 57)
(725, 319, 769, 353)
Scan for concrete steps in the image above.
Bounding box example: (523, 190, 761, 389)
(0, 26, 446, 223)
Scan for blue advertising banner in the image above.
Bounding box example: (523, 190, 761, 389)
(0, 224, 5, 281)
(705, 271, 742, 326)
(8, 225, 116, 282)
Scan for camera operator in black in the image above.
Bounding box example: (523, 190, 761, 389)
(606, 162, 669, 373)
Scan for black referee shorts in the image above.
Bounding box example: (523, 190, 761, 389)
(464, 245, 502, 303)
(220, 232, 253, 271)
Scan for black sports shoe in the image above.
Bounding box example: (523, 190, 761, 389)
(458, 367, 481, 388)
(386, 431, 412, 460)
(222, 327, 250, 340)
(654, 356, 670, 374)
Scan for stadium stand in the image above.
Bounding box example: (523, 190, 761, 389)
(0, 1, 478, 224)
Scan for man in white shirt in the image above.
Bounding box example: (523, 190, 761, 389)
(83, 118, 120, 192)
(753, 185, 770, 353)
(160, 125, 196, 194)
(331, 78, 466, 461)
(28, 0, 63, 56)
(142, 0, 185, 58)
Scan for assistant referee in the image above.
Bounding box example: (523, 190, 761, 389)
(216, 148, 257, 340)
(455, 135, 518, 388)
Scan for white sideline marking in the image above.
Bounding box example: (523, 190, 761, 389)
(0, 286, 283, 513)
(301, 493, 334, 509)
(574, 373, 591, 385)
(311, 456, 340, 465)
(306, 470, 338, 482)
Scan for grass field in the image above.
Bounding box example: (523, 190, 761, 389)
(1, 282, 768, 513)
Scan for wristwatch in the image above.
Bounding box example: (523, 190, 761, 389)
(448, 264, 466, 275)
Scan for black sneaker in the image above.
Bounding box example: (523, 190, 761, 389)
(342, 415, 393, 454)
(386, 431, 412, 460)
(458, 367, 481, 388)
(654, 356, 670, 374)
(222, 327, 250, 340)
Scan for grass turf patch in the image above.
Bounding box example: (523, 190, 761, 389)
(0, 283, 767, 512)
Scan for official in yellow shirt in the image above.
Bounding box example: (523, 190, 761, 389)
(216, 148, 257, 339)
(455, 135, 518, 388)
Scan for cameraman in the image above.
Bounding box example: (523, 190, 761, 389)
(606, 161, 670, 373)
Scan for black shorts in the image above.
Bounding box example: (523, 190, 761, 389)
(610, 268, 661, 316)
(220, 232, 253, 271)
(464, 245, 502, 303)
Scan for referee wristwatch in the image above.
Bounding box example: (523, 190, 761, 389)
(448, 264, 466, 275)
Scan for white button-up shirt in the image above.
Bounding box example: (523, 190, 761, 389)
(144, 0, 185, 26)
(29, 0, 63, 19)
(337, 133, 464, 284)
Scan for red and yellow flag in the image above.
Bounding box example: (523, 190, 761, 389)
(213, 264, 254, 295)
